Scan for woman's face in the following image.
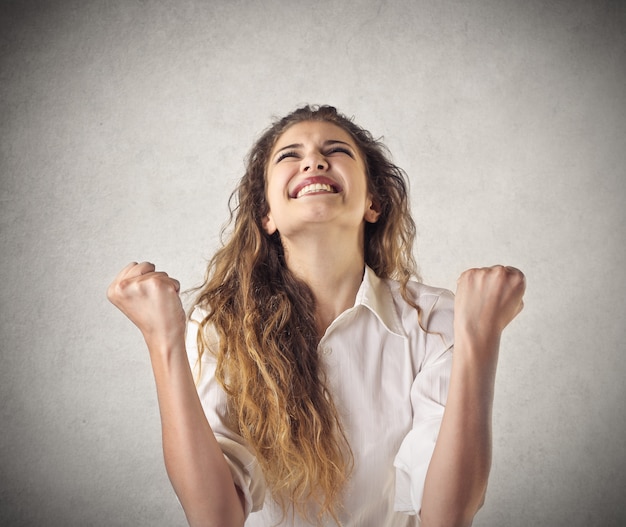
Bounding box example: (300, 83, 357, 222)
(262, 120, 380, 239)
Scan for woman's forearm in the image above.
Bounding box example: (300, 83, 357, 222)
(147, 338, 245, 527)
(420, 331, 501, 527)
(421, 265, 525, 526)
(106, 262, 246, 526)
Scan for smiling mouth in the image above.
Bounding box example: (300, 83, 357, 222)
(294, 183, 339, 198)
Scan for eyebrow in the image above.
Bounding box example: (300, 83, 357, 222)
(273, 140, 355, 157)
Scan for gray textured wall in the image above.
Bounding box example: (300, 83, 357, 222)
(1, 1, 624, 526)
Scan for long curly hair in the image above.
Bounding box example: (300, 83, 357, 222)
(193, 105, 418, 523)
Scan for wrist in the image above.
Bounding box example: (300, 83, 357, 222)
(454, 324, 501, 361)
(144, 333, 187, 365)
(451, 329, 501, 395)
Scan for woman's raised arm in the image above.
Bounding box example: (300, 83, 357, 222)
(107, 262, 245, 527)
(420, 265, 526, 527)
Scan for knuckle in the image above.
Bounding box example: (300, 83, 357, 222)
(493, 264, 506, 275)
(510, 268, 525, 284)
(118, 277, 131, 291)
(458, 268, 472, 282)
(106, 283, 115, 301)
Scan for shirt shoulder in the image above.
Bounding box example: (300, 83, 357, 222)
(384, 277, 455, 349)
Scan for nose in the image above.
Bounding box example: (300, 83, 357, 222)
(301, 152, 328, 172)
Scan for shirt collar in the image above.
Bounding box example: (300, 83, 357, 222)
(354, 266, 406, 338)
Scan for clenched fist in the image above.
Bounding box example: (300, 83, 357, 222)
(454, 265, 526, 351)
(107, 262, 187, 349)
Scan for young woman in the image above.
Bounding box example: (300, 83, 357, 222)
(107, 105, 525, 527)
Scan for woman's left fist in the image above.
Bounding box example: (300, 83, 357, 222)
(455, 265, 526, 336)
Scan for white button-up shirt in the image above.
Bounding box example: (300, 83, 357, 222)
(186, 266, 455, 526)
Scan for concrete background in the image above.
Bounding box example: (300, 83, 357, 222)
(1, 0, 624, 525)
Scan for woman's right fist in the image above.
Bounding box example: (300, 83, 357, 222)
(107, 262, 186, 348)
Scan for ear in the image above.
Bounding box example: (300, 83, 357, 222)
(364, 195, 381, 224)
(262, 212, 277, 235)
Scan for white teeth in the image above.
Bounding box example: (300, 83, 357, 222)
(295, 183, 335, 198)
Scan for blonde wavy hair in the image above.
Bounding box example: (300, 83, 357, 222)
(193, 105, 418, 523)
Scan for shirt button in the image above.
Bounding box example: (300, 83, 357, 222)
(321, 345, 332, 355)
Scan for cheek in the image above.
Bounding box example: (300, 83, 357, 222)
(263, 169, 277, 204)
(264, 185, 280, 211)
(266, 166, 292, 201)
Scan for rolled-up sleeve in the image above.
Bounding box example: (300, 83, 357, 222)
(393, 290, 455, 517)
(185, 307, 266, 517)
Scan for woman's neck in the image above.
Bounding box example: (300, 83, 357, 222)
(281, 229, 365, 336)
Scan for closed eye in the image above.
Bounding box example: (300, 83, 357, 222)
(275, 150, 300, 163)
(325, 146, 355, 158)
